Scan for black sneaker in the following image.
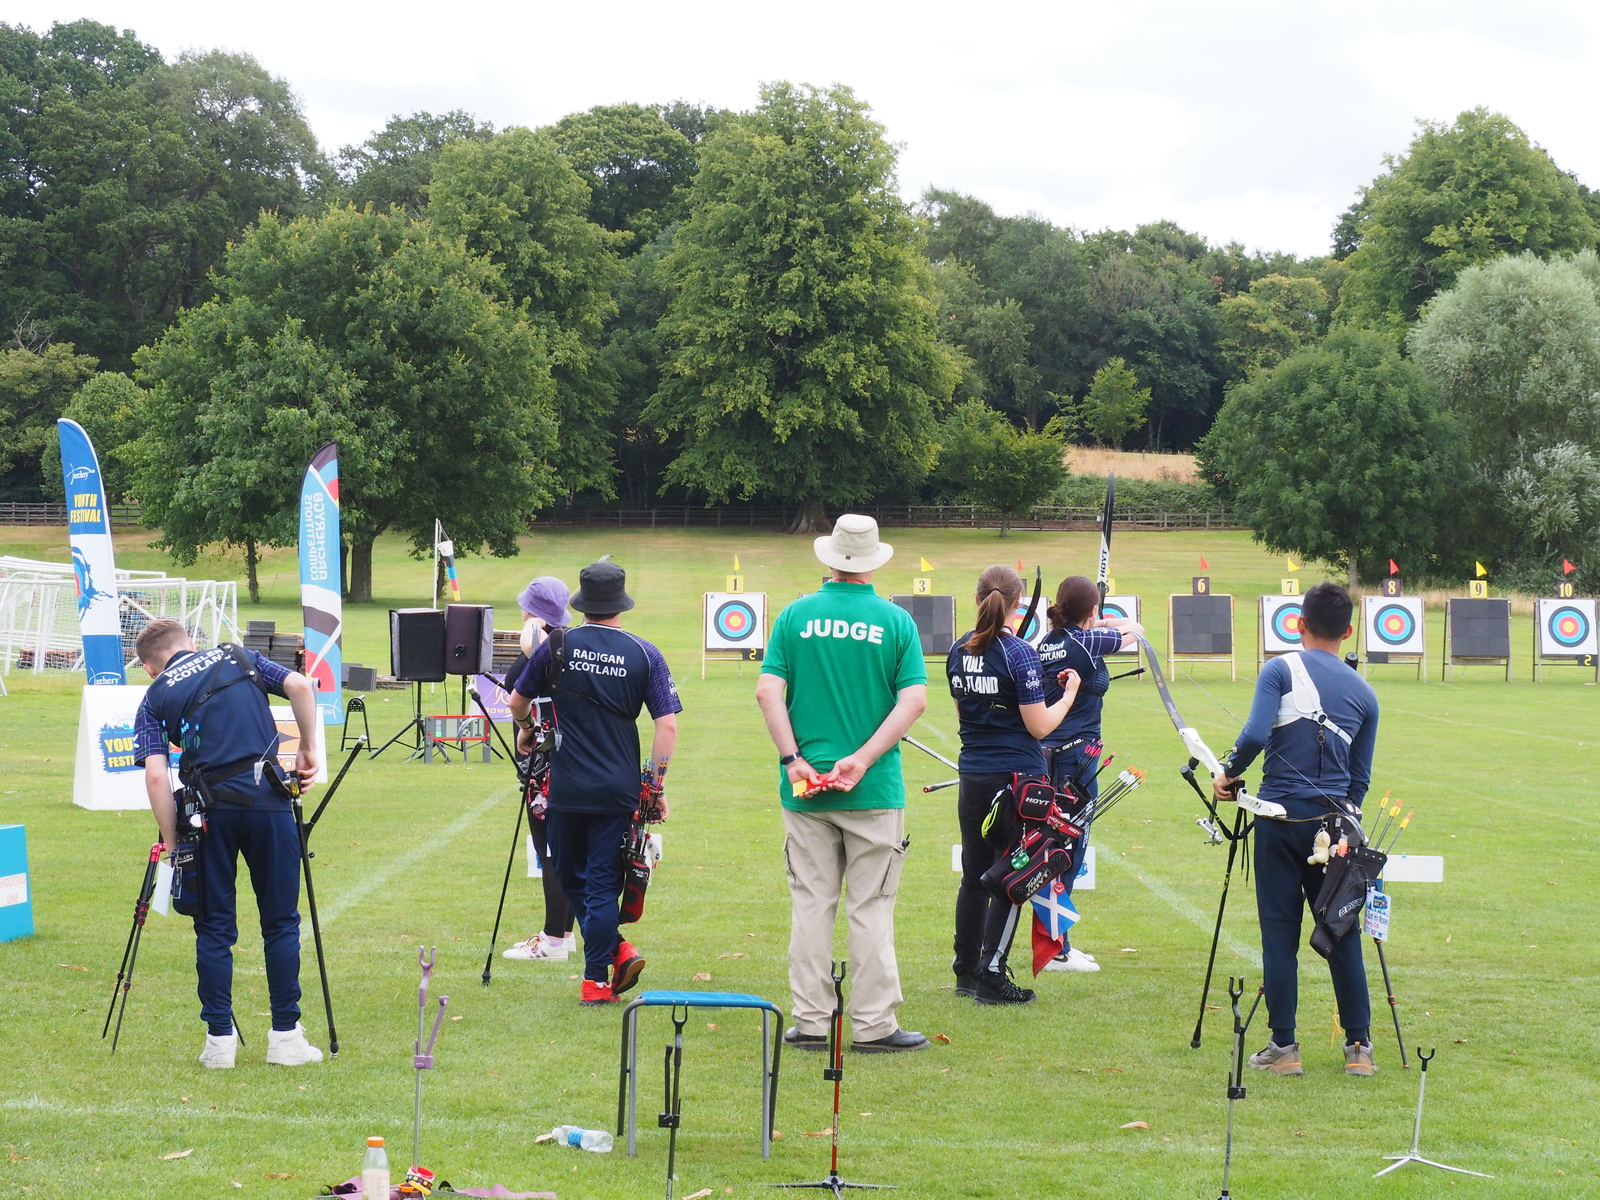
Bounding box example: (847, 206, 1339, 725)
(954, 973, 979, 998)
(974, 970, 1036, 1005)
(851, 1029, 929, 1053)
(783, 1027, 828, 1052)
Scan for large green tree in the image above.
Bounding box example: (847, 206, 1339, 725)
(0, 339, 97, 499)
(40, 370, 145, 504)
(429, 128, 621, 497)
(1335, 109, 1598, 328)
(934, 402, 1067, 536)
(548, 104, 696, 246)
(648, 83, 957, 530)
(1408, 251, 1600, 586)
(335, 110, 494, 216)
(135, 205, 558, 601)
(1198, 329, 1455, 585)
(0, 21, 328, 369)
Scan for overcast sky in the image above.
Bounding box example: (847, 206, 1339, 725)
(11, 0, 1600, 257)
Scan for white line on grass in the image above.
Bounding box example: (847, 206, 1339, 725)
(1383, 705, 1581, 746)
(318, 786, 513, 925)
(1092, 835, 1261, 967)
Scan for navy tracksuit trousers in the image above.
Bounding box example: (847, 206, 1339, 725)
(1253, 799, 1371, 1046)
(194, 804, 303, 1036)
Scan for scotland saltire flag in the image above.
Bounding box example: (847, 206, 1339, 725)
(1030, 879, 1079, 976)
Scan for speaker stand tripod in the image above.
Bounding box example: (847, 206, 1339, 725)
(372, 682, 451, 763)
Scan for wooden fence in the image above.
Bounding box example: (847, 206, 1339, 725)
(0, 502, 146, 529)
(531, 504, 1239, 531)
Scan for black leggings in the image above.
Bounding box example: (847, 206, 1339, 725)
(528, 816, 574, 939)
(953, 773, 1023, 977)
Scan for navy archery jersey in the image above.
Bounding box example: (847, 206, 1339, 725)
(513, 623, 682, 814)
(947, 631, 1047, 775)
(1037, 626, 1123, 747)
(1225, 648, 1379, 806)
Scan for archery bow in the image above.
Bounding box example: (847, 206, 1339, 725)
(1097, 473, 1114, 617)
(1135, 634, 1286, 821)
(1019, 564, 1043, 642)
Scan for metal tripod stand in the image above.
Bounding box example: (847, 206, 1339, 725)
(102, 841, 162, 1053)
(291, 738, 367, 1057)
(1373, 1049, 1491, 1178)
(1216, 977, 1264, 1200)
(769, 962, 893, 1197)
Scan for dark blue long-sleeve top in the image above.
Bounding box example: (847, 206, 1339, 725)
(1223, 648, 1379, 807)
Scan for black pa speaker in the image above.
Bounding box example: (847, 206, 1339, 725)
(390, 608, 446, 682)
(445, 603, 496, 675)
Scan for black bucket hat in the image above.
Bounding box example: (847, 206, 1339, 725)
(570, 559, 635, 614)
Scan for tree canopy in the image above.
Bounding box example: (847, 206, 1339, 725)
(134, 205, 558, 600)
(335, 109, 494, 216)
(1198, 329, 1455, 584)
(1335, 108, 1599, 328)
(0, 20, 327, 369)
(1408, 251, 1600, 587)
(646, 83, 957, 530)
(934, 402, 1067, 536)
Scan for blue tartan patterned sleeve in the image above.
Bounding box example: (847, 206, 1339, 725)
(249, 648, 292, 698)
(640, 638, 684, 719)
(132, 698, 167, 766)
(512, 640, 554, 699)
(1006, 637, 1047, 705)
(1082, 628, 1126, 662)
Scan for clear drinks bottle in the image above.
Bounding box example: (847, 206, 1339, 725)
(362, 1136, 390, 1199)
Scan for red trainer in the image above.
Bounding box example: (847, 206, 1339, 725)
(581, 979, 617, 1005)
(613, 941, 647, 996)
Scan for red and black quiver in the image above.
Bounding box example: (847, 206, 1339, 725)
(620, 819, 654, 925)
(980, 775, 1086, 906)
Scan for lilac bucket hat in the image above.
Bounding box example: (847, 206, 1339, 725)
(517, 576, 571, 628)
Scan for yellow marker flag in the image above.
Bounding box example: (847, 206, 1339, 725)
(734, 554, 741, 571)
(1286, 555, 1300, 572)
(920, 556, 934, 572)
(1475, 561, 1488, 577)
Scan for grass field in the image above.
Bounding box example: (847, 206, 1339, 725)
(1, 523, 1596, 1199)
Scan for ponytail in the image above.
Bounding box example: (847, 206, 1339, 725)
(965, 565, 1024, 654)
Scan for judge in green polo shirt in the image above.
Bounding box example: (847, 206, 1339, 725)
(755, 514, 930, 1054)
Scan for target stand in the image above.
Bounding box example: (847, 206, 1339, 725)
(1532, 596, 1597, 682)
(1443, 598, 1511, 682)
(1257, 594, 1304, 671)
(702, 591, 768, 678)
(1361, 594, 1426, 682)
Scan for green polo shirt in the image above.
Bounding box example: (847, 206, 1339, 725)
(761, 581, 926, 812)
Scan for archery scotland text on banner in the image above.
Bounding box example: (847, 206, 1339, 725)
(299, 442, 343, 723)
(56, 419, 124, 685)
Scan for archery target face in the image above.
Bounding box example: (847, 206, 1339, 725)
(1537, 597, 1598, 657)
(1364, 595, 1424, 655)
(1260, 595, 1304, 653)
(1101, 595, 1140, 656)
(704, 592, 767, 650)
(1014, 603, 1046, 647)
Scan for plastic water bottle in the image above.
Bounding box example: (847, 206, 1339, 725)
(362, 1136, 390, 1198)
(550, 1125, 614, 1153)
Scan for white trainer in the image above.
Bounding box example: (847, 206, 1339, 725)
(199, 1032, 237, 1069)
(563, 932, 577, 952)
(1043, 948, 1101, 973)
(265, 1022, 324, 1066)
(503, 932, 569, 961)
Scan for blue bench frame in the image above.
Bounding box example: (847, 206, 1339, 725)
(616, 990, 783, 1159)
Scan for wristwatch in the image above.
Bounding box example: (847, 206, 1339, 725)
(779, 753, 799, 766)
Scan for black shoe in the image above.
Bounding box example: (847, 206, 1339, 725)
(783, 1027, 828, 1052)
(851, 1029, 930, 1053)
(974, 970, 1036, 1005)
(953, 973, 979, 998)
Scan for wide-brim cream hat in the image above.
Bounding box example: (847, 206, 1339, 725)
(815, 514, 895, 574)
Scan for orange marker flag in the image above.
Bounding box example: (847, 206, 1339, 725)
(1389, 559, 1400, 576)
(1563, 559, 1576, 575)
(1199, 555, 1209, 570)
(1017, 558, 1024, 573)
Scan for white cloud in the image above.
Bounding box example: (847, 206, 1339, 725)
(9, 0, 1599, 256)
